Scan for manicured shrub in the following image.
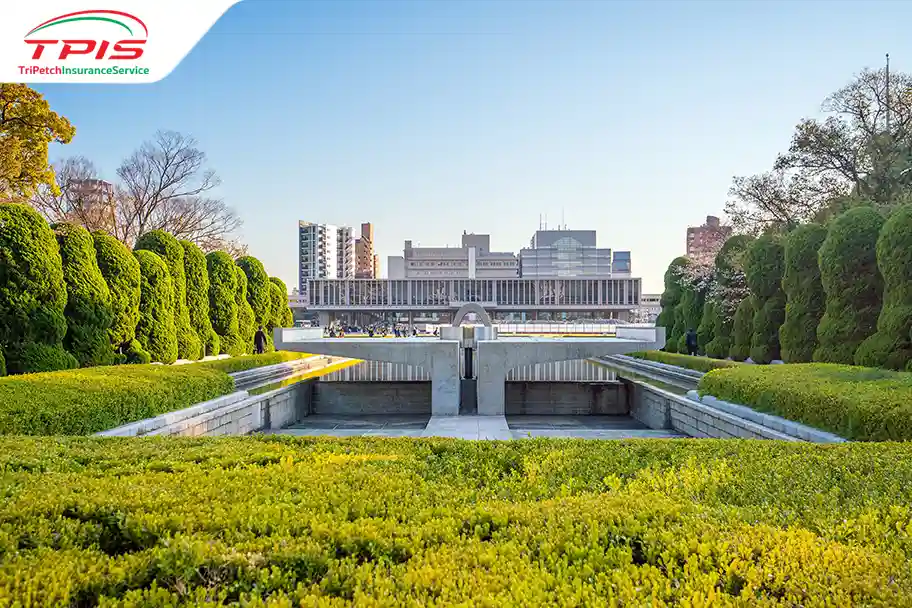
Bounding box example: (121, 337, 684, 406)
(2, 437, 912, 605)
(744, 235, 785, 364)
(269, 277, 294, 329)
(0, 349, 5, 376)
(0, 363, 233, 435)
(92, 232, 144, 359)
(206, 251, 243, 356)
(700, 363, 912, 441)
(234, 265, 255, 353)
(124, 339, 151, 364)
(180, 240, 217, 358)
(194, 350, 313, 374)
(704, 235, 753, 359)
(236, 256, 271, 329)
(630, 350, 741, 372)
(657, 257, 689, 352)
(52, 223, 114, 367)
(855, 205, 912, 370)
(0, 203, 76, 374)
(674, 285, 703, 353)
(729, 297, 755, 361)
(133, 249, 178, 364)
(135, 230, 199, 360)
(780, 224, 827, 363)
(814, 207, 884, 363)
(696, 301, 715, 354)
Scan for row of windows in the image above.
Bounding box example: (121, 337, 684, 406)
(303, 278, 640, 307)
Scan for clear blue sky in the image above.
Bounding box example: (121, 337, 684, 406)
(35, 0, 912, 293)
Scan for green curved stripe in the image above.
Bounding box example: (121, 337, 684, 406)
(27, 16, 133, 37)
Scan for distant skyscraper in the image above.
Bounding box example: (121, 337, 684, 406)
(298, 221, 355, 292)
(686, 215, 732, 262)
(355, 222, 377, 278)
(519, 229, 628, 277)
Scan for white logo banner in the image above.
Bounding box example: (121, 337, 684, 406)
(0, 0, 241, 83)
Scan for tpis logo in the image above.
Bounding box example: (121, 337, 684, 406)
(25, 10, 147, 61)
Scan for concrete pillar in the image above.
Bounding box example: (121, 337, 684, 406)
(477, 356, 507, 415)
(429, 355, 460, 415)
(318, 312, 330, 328)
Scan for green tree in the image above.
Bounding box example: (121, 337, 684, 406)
(134, 230, 199, 360)
(779, 224, 827, 363)
(744, 235, 786, 364)
(206, 251, 242, 356)
(814, 206, 884, 363)
(696, 301, 715, 353)
(269, 277, 294, 329)
(52, 223, 114, 367)
(181, 240, 218, 358)
(704, 235, 753, 359)
(234, 265, 255, 353)
(0, 204, 77, 373)
(133, 249, 177, 364)
(855, 205, 912, 369)
(0, 84, 75, 201)
(657, 257, 689, 352)
(729, 297, 755, 362)
(674, 286, 704, 353)
(236, 256, 271, 328)
(92, 232, 147, 363)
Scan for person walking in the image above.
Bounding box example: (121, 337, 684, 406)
(254, 326, 267, 354)
(685, 328, 698, 356)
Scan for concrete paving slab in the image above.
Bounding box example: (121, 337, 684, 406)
(422, 416, 513, 440)
(512, 429, 683, 440)
(507, 415, 650, 431)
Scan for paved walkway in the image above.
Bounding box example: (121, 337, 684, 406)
(273, 415, 683, 440)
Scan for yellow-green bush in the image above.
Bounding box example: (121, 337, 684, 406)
(699, 363, 912, 441)
(0, 364, 234, 435)
(630, 350, 741, 372)
(1, 437, 912, 605)
(194, 351, 313, 374)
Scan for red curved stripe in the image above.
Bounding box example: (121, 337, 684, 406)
(27, 10, 148, 37)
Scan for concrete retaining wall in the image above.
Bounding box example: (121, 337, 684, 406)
(311, 382, 432, 415)
(624, 379, 842, 442)
(505, 382, 626, 415)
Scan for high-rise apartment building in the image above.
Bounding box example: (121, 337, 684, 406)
(298, 221, 355, 292)
(686, 215, 732, 262)
(354, 222, 377, 278)
(519, 230, 630, 277)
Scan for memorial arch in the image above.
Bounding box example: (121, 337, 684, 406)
(451, 303, 493, 327)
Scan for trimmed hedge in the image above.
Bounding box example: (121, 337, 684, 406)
(52, 223, 114, 367)
(234, 264, 256, 352)
(700, 363, 912, 441)
(695, 300, 715, 354)
(194, 351, 313, 374)
(855, 205, 912, 370)
(2, 438, 912, 605)
(133, 250, 178, 364)
(135, 231, 200, 361)
(236, 255, 271, 330)
(630, 350, 741, 372)
(673, 284, 703, 353)
(92, 232, 144, 359)
(814, 206, 884, 364)
(180, 240, 218, 358)
(0, 364, 233, 435)
(744, 235, 785, 364)
(779, 224, 827, 363)
(206, 251, 243, 356)
(270, 276, 294, 329)
(729, 296, 755, 362)
(657, 257, 689, 352)
(0, 204, 76, 374)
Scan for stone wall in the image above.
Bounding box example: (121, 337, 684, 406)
(505, 382, 627, 416)
(311, 381, 432, 415)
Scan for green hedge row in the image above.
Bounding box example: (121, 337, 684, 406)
(0, 364, 234, 435)
(2, 437, 912, 604)
(194, 351, 314, 375)
(0, 205, 295, 375)
(699, 363, 912, 441)
(630, 351, 741, 373)
(660, 204, 912, 371)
